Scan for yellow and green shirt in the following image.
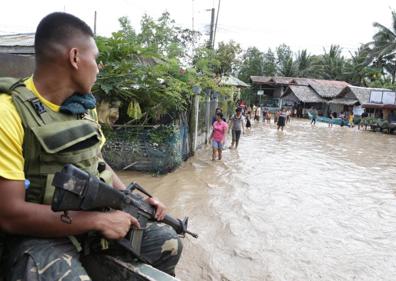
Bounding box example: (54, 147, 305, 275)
(0, 77, 103, 180)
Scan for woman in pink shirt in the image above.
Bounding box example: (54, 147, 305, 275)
(209, 112, 228, 160)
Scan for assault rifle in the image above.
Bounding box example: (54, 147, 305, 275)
(51, 164, 198, 259)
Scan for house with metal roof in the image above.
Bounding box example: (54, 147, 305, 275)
(0, 33, 35, 54)
(219, 75, 249, 88)
(0, 33, 35, 77)
(218, 75, 250, 101)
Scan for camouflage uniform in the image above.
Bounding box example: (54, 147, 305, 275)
(4, 223, 182, 281)
(0, 80, 183, 280)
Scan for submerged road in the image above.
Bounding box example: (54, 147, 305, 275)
(119, 119, 396, 281)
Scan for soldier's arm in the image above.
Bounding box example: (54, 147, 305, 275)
(0, 178, 137, 239)
(105, 162, 168, 220)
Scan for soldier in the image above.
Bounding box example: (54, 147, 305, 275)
(0, 12, 182, 280)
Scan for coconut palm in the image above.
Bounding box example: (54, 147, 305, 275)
(276, 44, 297, 77)
(295, 49, 320, 78)
(343, 46, 376, 86)
(320, 45, 346, 80)
(370, 10, 396, 83)
(263, 48, 277, 76)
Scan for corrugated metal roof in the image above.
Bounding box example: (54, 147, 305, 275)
(284, 85, 325, 103)
(250, 76, 272, 83)
(220, 75, 249, 87)
(0, 33, 34, 46)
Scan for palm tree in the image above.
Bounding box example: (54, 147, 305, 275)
(295, 49, 320, 78)
(320, 45, 346, 80)
(276, 44, 297, 77)
(370, 10, 396, 83)
(343, 46, 374, 86)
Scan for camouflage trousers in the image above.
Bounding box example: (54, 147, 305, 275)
(4, 223, 182, 281)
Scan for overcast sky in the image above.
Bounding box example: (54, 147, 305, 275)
(1, 0, 394, 56)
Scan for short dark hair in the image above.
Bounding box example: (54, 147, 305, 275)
(35, 12, 94, 62)
(236, 107, 241, 112)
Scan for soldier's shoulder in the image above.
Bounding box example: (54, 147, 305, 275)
(0, 94, 17, 113)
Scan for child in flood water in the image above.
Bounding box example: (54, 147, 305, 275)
(209, 112, 228, 160)
(246, 115, 251, 131)
(349, 111, 354, 128)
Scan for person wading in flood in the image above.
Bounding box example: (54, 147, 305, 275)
(310, 108, 318, 126)
(277, 108, 287, 131)
(0, 12, 182, 280)
(209, 112, 228, 160)
(229, 107, 245, 149)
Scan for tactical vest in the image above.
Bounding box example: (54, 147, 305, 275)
(0, 78, 107, 204)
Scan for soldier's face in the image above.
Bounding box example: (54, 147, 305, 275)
(71, 37, 100, 94)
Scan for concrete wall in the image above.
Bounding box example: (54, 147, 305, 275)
(0, 53, 34, 77)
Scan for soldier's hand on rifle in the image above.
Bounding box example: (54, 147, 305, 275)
(146, 197, 167, 221)
(97, 210, 140, 240)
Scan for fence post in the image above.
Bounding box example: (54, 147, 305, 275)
(193, 94, 200, 152)
(205, 92, 211, 144)
(192, 86, 202, 153)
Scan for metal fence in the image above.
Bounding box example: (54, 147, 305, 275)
(102, 95, 232, 173)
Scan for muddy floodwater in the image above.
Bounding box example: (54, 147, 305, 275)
(118, 119, 396, 281)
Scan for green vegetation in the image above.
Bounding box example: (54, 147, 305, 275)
(93, 13, 236, 125)
(94, 10, 396, 125)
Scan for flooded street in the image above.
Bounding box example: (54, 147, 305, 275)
(118, 119, 396, 281)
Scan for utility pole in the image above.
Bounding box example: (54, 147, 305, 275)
(192, 0, 195, 31)
(213, 0, 221, 48)
(94, 11, 97, 36)
(207, 8, 215, 49)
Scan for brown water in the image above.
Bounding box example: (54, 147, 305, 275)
(118, 119, 396, 281)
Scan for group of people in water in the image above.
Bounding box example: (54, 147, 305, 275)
(208, 107, 246, 160)
(309, 107, 369, 129)
(208, 102, 292, 160)
(249, 105, 292, 131)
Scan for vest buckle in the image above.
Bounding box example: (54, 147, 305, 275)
(30, 98, 46, 115)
